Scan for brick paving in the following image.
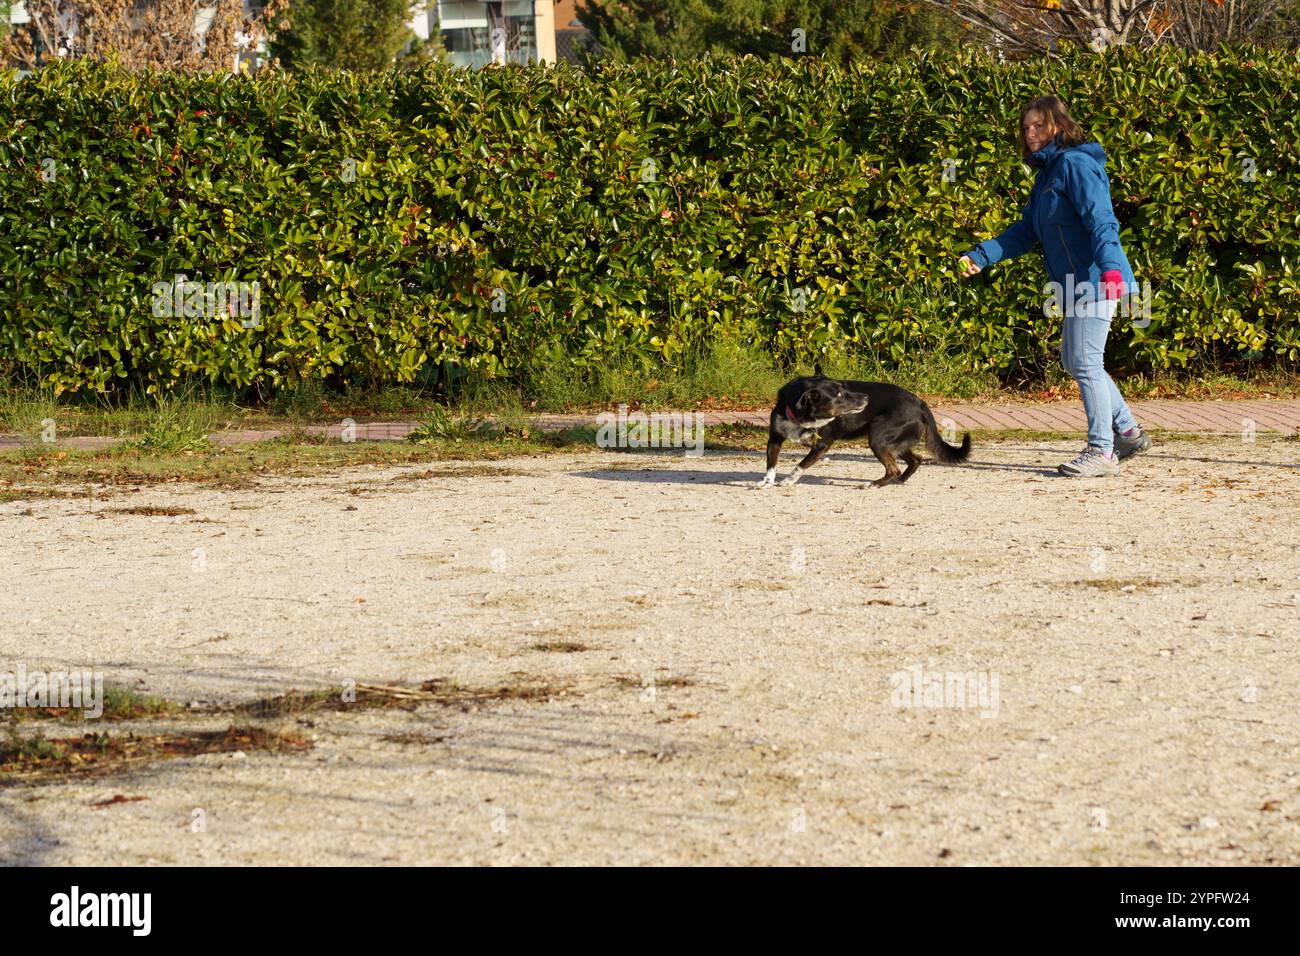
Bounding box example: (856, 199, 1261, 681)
(1, 399, 1296, 450)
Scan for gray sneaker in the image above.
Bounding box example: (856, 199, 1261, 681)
(1059, 445, 1120, 477)
(1114, 426, 1153, 461)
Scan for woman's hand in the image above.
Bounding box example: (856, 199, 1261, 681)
(958, 255, 981, 277)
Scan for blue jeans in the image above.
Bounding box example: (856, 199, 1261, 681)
(1060, 299, 1137, 454)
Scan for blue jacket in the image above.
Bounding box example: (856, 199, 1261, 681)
(962, 138, 1136, 299)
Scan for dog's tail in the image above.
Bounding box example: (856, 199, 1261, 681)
(813, 363, 824, 377)
(923, 407, 971, 464)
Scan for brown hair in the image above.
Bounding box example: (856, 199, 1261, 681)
(1018, 95, 1088, 162)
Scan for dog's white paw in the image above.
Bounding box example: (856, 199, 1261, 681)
(778, 476, 800, 488)
(754, 479, 774, 489)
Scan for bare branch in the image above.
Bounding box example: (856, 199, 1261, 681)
(926, 0, 1296, 55)
(2, 0, 288, 71)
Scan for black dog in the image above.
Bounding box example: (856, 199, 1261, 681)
(756, 366, 971, 488)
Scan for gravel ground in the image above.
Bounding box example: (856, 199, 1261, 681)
(1, 437, 1297, 865)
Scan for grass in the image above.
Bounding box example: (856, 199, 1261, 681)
(405, 405, 517, 443)
(225, 678, 571, 719)
(1061, 577, 1200, 592)
(231, 687, 368, 718)
(1111, 365, 1300, 401)
(500, 337, 1300, 408)
(2, 727, 66, 762)
(101, 686, 180, 719)
(508, 334, 1013, 408)
(0, 344, 1294, 492)
(612, 674, 696, 690)
(126, 393, 217, 452)
(5, 346, 1294, 446)
(532, 641, 590, 653)
(0, 683, 183, 724)
(0, 677, 570, 786)
(0, 426, 598, 496)
(1, 414, 1281, 498)
(0, 378, 448, 440)
(380, 731, 451, 746)
(0, 381, 229, 443)
(0, 725, 311, 786)
(392, 464, 535, 480)
(0, 423, 1272, 499)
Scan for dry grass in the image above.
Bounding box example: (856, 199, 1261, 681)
(612, 674, 696, 690)
(0, 725, 311, 786)
(531, 641, 591, 653)
(227, 678, 571, 718)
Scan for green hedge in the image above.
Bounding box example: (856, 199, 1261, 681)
(2, 47, 1298, 395)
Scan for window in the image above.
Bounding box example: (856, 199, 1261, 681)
(440, 1, 538, 68)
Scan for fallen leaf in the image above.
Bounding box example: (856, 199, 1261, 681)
(91, 794, 149, 809)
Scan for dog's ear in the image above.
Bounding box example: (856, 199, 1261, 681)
(795, 391, 813, 415)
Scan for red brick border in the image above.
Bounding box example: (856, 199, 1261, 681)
(1, 399, 1295, 450)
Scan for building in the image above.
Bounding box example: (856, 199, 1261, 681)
(411, 1, 558, 68)
(551, 0, 593, 64)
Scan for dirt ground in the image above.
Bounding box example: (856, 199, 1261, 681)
(1, 436, 1297, 865)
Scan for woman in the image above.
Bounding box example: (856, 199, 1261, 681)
(958, 95, 1152, 477)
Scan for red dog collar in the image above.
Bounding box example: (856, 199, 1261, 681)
(784, 403, 799, 423)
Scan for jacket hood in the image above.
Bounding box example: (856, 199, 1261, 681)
(1075, 141, 1107, 167)
(1029, 138, 1107, 170)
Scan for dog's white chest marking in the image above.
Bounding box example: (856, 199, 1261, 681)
(776, 416, 833, 445)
